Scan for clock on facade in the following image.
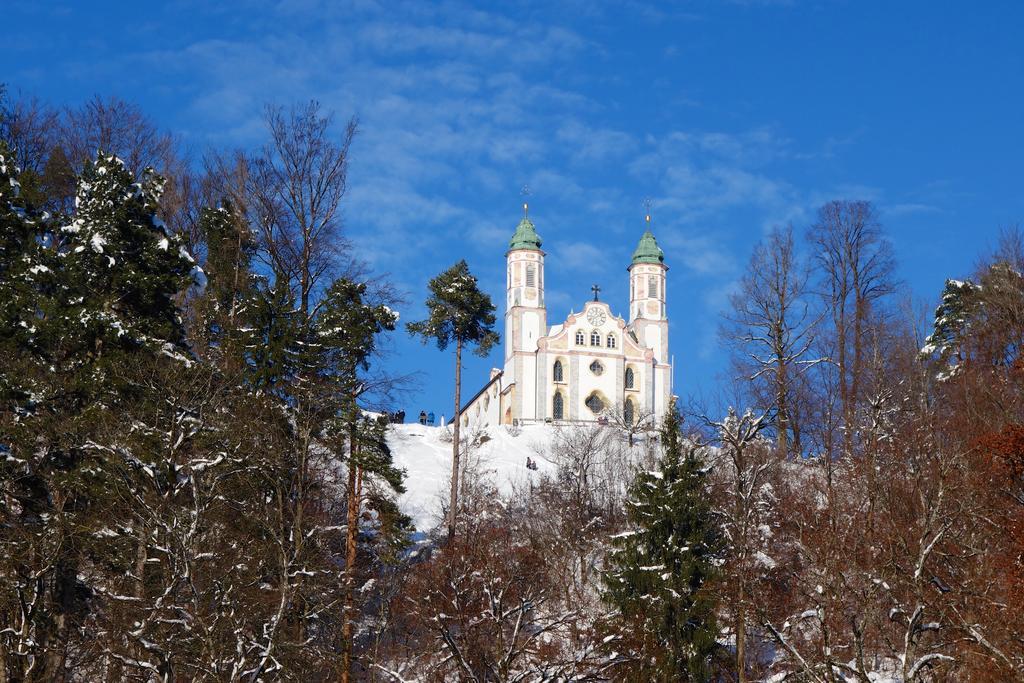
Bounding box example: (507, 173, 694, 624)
(586, 307, 607, 326)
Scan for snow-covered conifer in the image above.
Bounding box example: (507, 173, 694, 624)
(191, 201, 258, 361)
(407, 259, 499, 540)
(61, 152, 198, 357)
(0, 140, 44, 407)
(603, 402, 723, 680)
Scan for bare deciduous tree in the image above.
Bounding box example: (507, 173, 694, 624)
(722, 225, 818, 457)
(703, 408, 773, 682)
(808, 200, 896, 458)
(215, 101, 357, 322)
(0, 91, 58, 178)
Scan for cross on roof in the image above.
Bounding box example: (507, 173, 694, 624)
(591, 284, 601, 301)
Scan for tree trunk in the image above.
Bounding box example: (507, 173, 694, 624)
(448, 340, 463, 542)
(341, 429, 360, 683)
(736, 466, 748, 683)
(850, 290, 865, 458)
(40, 560, 74, 682)
(737, 578, 747, 683)
(837, 299, 851, 459)
(776, 349, 789, 458)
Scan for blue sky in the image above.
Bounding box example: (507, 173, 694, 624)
(7, 1, 1023, 417)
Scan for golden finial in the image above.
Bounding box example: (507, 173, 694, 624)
(643, 197, 653, 225)
(521, 184, 531, 217)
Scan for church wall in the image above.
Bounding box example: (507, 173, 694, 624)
(535, 352, 547, 421)
(525, 347, 653, 422)
(520, 309, 541, 353)
(643, 323, 663, 364)
(569, 354, 580, 420)
(654, 364, 671, 415)
(504, 315, 514, 362)
(520, 354, 537, 419)
(460, 371, 503, 432)
(648, 360, 656, 417)
(512, 354, 523, 418)
(532, 303, 657, 421)
(571, 351, 622, 421)
(614, 355, 624, 410)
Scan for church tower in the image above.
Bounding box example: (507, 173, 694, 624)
(628, 215, 671, 414)
(504, 203, 546, 419)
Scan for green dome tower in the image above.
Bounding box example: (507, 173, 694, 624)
(627, 213, 670, 416)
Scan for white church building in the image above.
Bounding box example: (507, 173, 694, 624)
(459, 206, 673, 430)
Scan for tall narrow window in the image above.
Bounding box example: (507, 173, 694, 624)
(625, 367, 635, 389)
(526, 265, 536, 288)
(624, 399, 635, 426)
(606, 334, 616, 349)
(575, 330, 585, 345)
(590, 330, 601, 346)
(648, 276, 658, 298)
(553, 360, 564, 382)
(553, 392, 564, 420)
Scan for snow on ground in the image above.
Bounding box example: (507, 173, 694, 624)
(387, 422, 559, 532)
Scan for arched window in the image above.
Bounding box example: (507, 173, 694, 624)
(575, 330, 585, 345)
(625, 367, 635, 389)
(553, 360, 564, 382)
(606, 334, 616, 349)
(553, 392, 564, 420)
(648, 276, 658, 298)
(526, 264, 536, 288)
(590, 330, 601, 346)
(624, 399, 635, 426)
(585, 392, 604, 414)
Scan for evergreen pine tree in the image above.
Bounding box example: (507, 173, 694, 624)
(0, 140, 42, 409)
(920, 277, 981, 369)
(317, 277, 405, 682)
(0, 150, 204, 680)
(60, 152, 198, 361)
(193, 202, 257, 363)
(242, 279, 299, 394)
(603, 401, 723, 681)
(406, 259, 499, 540)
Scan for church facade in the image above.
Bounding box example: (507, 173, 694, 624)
(458, 208, 673, 430)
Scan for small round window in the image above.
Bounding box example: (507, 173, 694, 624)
(589, 360, 604, 376)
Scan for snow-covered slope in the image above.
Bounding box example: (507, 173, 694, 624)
(387, 423, 558, 532)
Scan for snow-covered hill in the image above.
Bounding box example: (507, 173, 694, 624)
(387, 422, 560, 532)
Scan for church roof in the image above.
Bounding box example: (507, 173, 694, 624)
(631, 228, 664, 265)
(508, 216, 542, 252)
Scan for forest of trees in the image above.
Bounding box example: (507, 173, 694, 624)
(1, 87, 1022, 682)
